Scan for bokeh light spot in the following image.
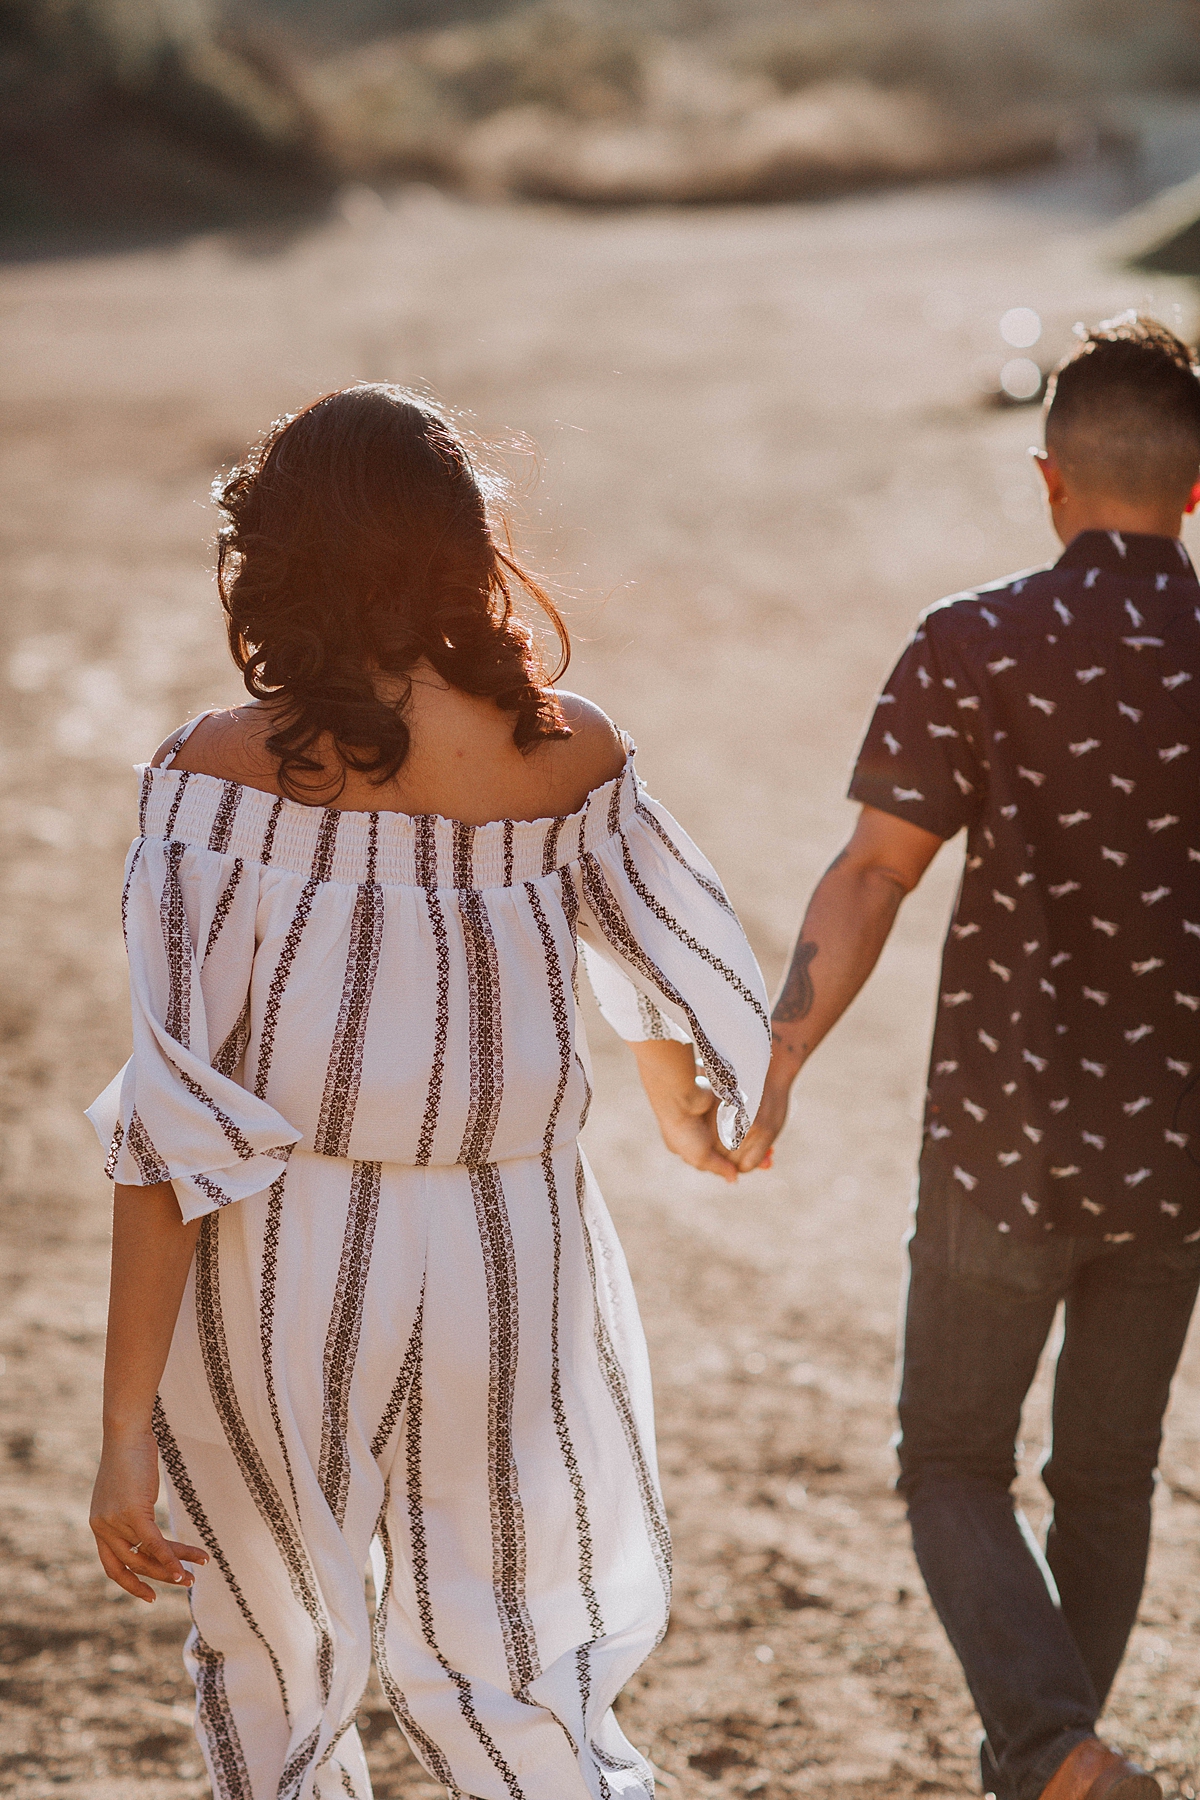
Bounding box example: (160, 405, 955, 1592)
(1000, 307, 1042, 347)
(1000, 357, 1043, 401)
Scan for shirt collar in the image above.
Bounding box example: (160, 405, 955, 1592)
(1055, 529, 1198, 583)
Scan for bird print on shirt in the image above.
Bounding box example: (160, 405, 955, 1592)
(850, 531, 1200, 1244)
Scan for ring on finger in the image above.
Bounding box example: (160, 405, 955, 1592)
(128, 1541, 143, 1555)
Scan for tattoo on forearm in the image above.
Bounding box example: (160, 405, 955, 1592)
(773, 940, 818, 1022)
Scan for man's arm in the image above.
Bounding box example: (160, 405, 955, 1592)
(735, 805, 944, 1170)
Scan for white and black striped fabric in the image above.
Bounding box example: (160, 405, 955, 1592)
(88, 736, 770, 1800)
(89, 740, 768, 1218)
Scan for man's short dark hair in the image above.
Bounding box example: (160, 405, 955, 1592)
(1045, 312, 1200, 505)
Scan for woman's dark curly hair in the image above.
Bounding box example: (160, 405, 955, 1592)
(214, 385, 571, 800)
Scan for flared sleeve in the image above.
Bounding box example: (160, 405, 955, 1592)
(577, 788, 771, 1145)
(87, 835, 302, 1223)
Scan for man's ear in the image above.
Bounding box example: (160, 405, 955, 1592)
(1031, 447, 1067, 506)
(1184, 476, 1200, 517)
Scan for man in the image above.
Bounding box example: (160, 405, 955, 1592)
(737, 315, 1200, 1800)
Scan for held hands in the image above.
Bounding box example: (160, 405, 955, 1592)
(632, 804, 935, 1181)
(630, 1038, 769, 1183)
(733, 1068, 792, 1172)
(90, 1427, 208, 1602)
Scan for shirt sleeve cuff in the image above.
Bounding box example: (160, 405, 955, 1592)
(847, 771, 963, 841)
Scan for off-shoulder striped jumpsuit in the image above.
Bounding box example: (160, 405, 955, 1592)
(89, 726, 770, 1800)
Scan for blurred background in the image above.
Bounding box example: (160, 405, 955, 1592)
(7, 3, 1200, 1798)
(6, 0, 1200, 232)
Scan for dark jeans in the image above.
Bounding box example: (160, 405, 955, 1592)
(898, 1162, 1200, 1800)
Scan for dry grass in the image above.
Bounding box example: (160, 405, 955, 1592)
(297, 0, 1199, 204)
(718, 0, 1200, 104)
(5, 0, 1200, 230)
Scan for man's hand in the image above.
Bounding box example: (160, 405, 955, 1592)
(735, 1068, 791, 1172)
(735, 806, 943, 1171)
(630, 1037, 741, 1183)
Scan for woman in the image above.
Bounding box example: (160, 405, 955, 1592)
(87, 386, 770, 1800)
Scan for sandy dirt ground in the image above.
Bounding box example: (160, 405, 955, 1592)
(5, 127, 1200, 1800)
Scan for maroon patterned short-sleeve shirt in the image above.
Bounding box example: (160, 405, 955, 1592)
(851, 530, 1200, 1242)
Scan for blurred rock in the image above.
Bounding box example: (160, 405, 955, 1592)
(458, 83, 1075, 206)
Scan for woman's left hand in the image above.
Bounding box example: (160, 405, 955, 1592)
(629, 1037, 744, 1183)
(652, 1080, 743, 1183)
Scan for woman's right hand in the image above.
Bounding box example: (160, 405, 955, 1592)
(90, 1428, 207, 1602)
(95, 1184, 206, 1600)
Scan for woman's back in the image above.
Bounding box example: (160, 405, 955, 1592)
(161, 671, 627, 826)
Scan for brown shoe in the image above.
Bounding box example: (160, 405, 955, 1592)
(1039, 1737, 1161, 1800)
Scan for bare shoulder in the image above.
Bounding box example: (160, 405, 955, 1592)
(151, 707, 281, 791)
(150, 715, 207, 768)
(549, 690, 626, 787)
